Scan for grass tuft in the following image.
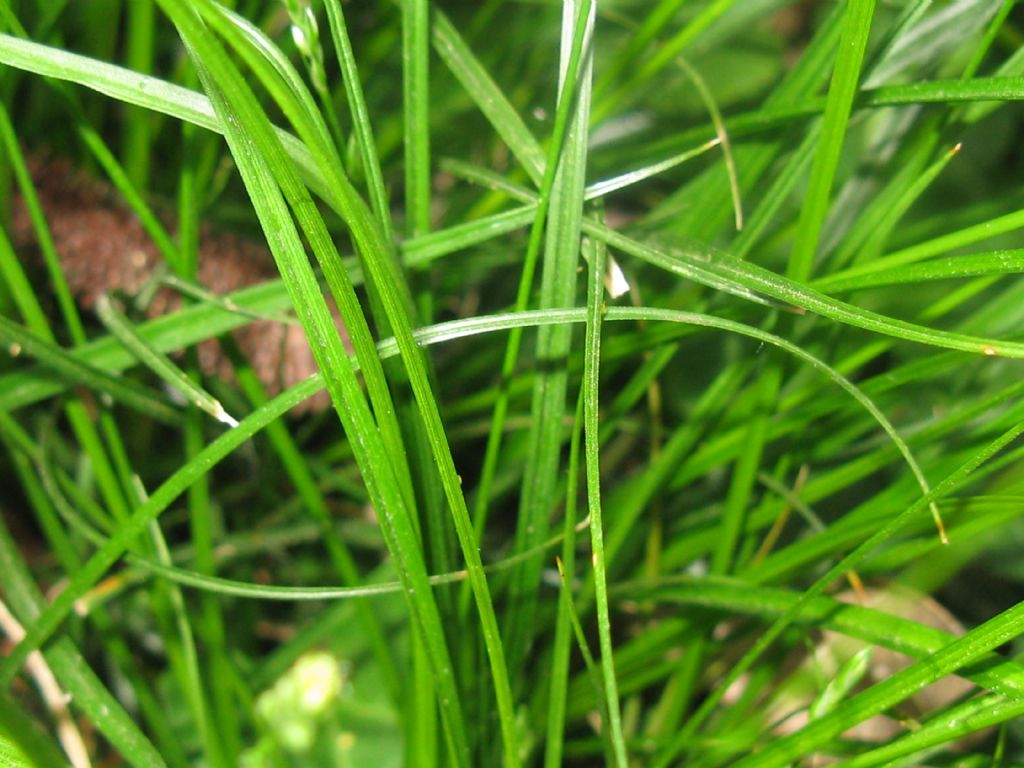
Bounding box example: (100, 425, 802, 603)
(3, 2, 1024, 766)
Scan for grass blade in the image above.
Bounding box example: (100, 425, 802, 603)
(504, 0, 595, 678)
(94, 294, 238, 427)
(588, 224, 1024, 359)
(0, 314, 179, 423)
(582, 228, 629, 765)
(789, 0, 876, 281)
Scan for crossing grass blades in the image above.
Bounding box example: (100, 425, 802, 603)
(2, 1, 1024, 766)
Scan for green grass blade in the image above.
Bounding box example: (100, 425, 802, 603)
(121, 0, 155, 188)
(587, 223, 1024, 359)
(0, 228, 49, 338)
(821, 250, 1024, 293)
(731, 598, 1024, 767)
(431, 8, 545, 184)
(401, 0, 430, 237)
(322, 0, 392, 228)
(0, 691, 72, 768)
(815, 207, 1024, 291)
(0, 107, 86, 344)
(0, 376, 319, 686)
(544, 395, 584, 768)
(94, 294, 239, 427)
(657, 417, 1024, 764)
(788, 0, 876, 281)
(582, 228, 629, 766)
(837, 695, 1024, 767)
(637, 576, 1024, 700)
(0, 314, 179, 423)
(504, 0, 595, 677)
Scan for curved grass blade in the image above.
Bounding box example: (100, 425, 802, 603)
(401, 0, 430, 238)
(168, 49, 474, 768)
(587, 223, 1024, 359)
(383, 305, 936, 541)
(0, 376, 321, 687)
(74, 510, 591, 609)
(181, 5, 523, 760)
(654, 418, 1024, 765)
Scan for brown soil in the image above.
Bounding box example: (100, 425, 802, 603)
(8, 152, 344, 415)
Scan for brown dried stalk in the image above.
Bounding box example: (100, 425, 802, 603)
(9, 153, 341, 415)
(0, 596, 91, 768)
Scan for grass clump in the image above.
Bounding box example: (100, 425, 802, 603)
(2, 1, 1024, 766)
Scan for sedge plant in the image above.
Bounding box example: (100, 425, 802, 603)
(2, 1, 1024, 766)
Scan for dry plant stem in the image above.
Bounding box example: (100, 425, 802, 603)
(0, 597, 91, 768)
(10, 153, 345, 414)
(753, 464, 810, 564)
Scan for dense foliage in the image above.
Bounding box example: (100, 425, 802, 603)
(2, 1, 1024, 766)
